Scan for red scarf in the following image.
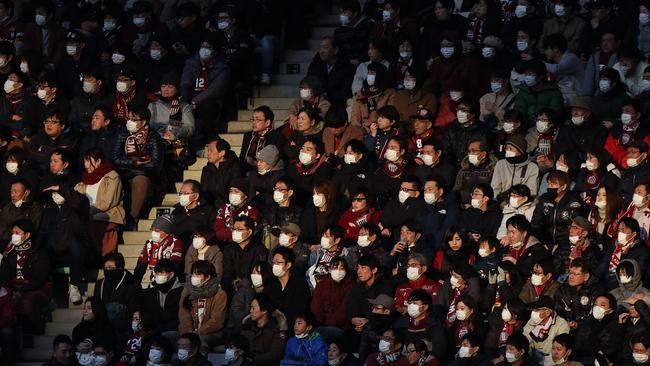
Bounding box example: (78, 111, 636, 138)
(376, 128, 400, 159)
(609, 243, 632, 272)
(295, 155, 327, 175)
(537, 131, 555, 158)
(466, 18, 486, 45)
(113, 87, 136, 122)
(533, 278, 553, 297)
(446, 287, 463, 327)
(124, 125, 150, 157)
(246, 127, 271, 162)
(382, 159, 407, 178)
(82, 163, 115, 185)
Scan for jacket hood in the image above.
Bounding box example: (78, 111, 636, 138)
(618, 259, 643, 290)
(242, 309, 288, 331)
(460, 153, 498, 170)
(185, 277, 221, 300)
(303, 121, 324, 136)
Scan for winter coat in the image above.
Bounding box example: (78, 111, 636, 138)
(0, 195, 42, 241)
(226, 278, 255, 332)
(604, 121, 650, 169)
(337, 207, 381, 244)
(171, 200, 217, 248)
(333, 17, 373, 62)
(0, 91, 31, 137)
(68, 89, 113, 132)
(265, 274, 311, 326)
(574, 312, 623, 364)
(555, 118, 609, 163)
(322, 124, 365, 158)
(531, 191, 585, 246)
(519, 280, 560, 304)
(306, 56, 356, 107)
(222, 238, 268, 283)
(78, 127, 116, 163)
(394, 276, 443, 311)
(513, 236, 550, 276)
(435, 276, 483, 308)
(23, 21, 67, 67)
(416, 194, 460, 249)
(428, 55, 483, 98)
(0, 241, 50, 293)
(283, 121, 325, 162)
(459, 205, 503, 239)
(180, 54, 230, 106)
(214, 202, 260, 242)
(394, 315, 447, 360)
(0, 286, 13, 328)
(610, 259, 649, 306)
(148, 99, 195, 140)
(345, 277, 394, 321)
(185, 244, 223, 281)
(491, 158, 540, 198)
(22, 94, 70, 138)
(497, 201, 536, 239)
(379, 197, 427, 237)
(39, 188, 90, 254)
(134, 234, 184, 284)
(0, 160, 39, 206)
(310, 275, 355, 328)
(523, 314, 570, 357)
(241, 310, 289, 366)
(239, 128, 285, 170)
(178, 278, 227, 335)
(111, 126, 163, 178)
(619, 160, 650, 205)
(350, 89, 397, 129)
(142, 277, 183, 334)
(581, 51, 618, 96)
(393, 89, 437, 123)
(540, 15, 587, 54)
(26, 130, 78, 171)
(453, 154, 498, 204)
(443, 121, 492, 167)
(614, 60, 650, 97)
(93, 270, 142, 332)
(412, 160, 457, 191)
(555, 275, 604, 323)
(299, 200, 344, 245)
(282, 333, 328, 366)
(514, 82, 564, 121)
(74, 169, 125, 224)
(284, 97, 332, 125)
(200, 151, 244, 208)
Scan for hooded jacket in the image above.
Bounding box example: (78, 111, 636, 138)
(200, 150, 244, 208)
(282, 332, 328, 366)
(610, 259, 650, 305)
(178, 277, 227, 335)
(555, 275, 604, 323)
(142, 276, 183, 334)
(241, 310, 289, 366)
(491, 157, 540, 198)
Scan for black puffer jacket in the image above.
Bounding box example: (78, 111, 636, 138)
(68, 89, 113, 132)
(443, 120, 492, 167)
(555, 117, 608, 163)
(171, 199, 217, 249)
(200, 151, 244, 208)
(38, 187, 90, 254)
(111, 126, 163, 178)
(0, 91, 30, 137)
(573, 312, 623, 364)
(531, 191, 586, 247)
(554, 275, 604, 324)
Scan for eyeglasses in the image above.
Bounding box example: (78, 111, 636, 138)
(272, 261, 286, 265)
(400, 187, 417, 193)
(250, 118, 266, 123)
(274, 188, 289, 192)
(43, 119, 60, 125)
(351, 198, 367, 202)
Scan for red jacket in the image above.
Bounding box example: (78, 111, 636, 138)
(214, 203, 260, 241)
(337, 207, 381, 242)
(394, 276, 443, 310)
(310, 275, 355, 328)
(604, 129, 650, 168)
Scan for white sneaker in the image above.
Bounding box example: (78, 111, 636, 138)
(69, 284, 82, 305)
(260, 73, 271, 85)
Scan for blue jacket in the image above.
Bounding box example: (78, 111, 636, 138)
(281, 332, 328, 366)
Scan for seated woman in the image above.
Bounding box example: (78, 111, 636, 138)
(433, 226, 476, 277)
(300, 180, 344, 245)
(394, 289, 447, 361)
(74, 148, 125, 258)
(72, 297, 115, 362)
(286, 138, 333, 201)
(147, 72, 195, 187)
(0, 219, 51, 333)
(184, 226, 223, 282)
(337, 186, 381, 246)
(350, 62, 396, 130)
(179, 260, 228, 353)
(283, 76, 331, 136)
(393, 67, 437, 123)
(449, 332, 492, 366)
(0, 146, 39, 206)
(111, 106, 163, 230)
(283, 107, 325, 162)
(310, 256, 355, 337)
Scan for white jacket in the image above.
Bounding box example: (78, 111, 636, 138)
(491, 158, 540, 198)
(497, 201, 536, 239)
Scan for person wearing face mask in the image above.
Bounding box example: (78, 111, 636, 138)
(121, 1, 170, 56)
(223, 334, 255, 366)
(322, 106, 364, 160)
(500, 0, 543, 51)
(171, 181, 217, 250)
(68, 71, 112, 133)
(27, 111, 79, 175)
(619, 140, 650, 205)
(574, 149, 620, 205)
(306, 35, 356, 108)
(494, 333, 537, 366)
(350, 38, 391, 96)
(385, 219, 434, 277)
(299, 180, 344, 246)
(0, 219, 51, 332)
(539, 0, 587, 54)
(394, 68, 437, 123)
(446, 295, 486, 351)
(172, 333, 212, 366)
(436, 264, 482, 324)
(415, 175, 459, 247)
(200, 138, 244, 208)
(143, 336, 174, 366)
(513, 60, 563, 122)
(22, 2, 67, 67)
(337, 187, 381, 245)
(474, 237, 502, 288)
(618, 290, 650, 362)
(546, 334, 584, 366)
(613, 48, 649, 97)
(326, 340, 360, 366)
(120, 310, 152, 364)
(581, 30, 621, 96)
(627, 333, 650, 366)
(310, 256, 355, 333)
(369, 1, 418, 51)
(289, 138, 334, 201)
(522, 296, 570, 363)
(265, 248, 311, 326)
(491, 135, 540, 201)
(429, 31, 483, 100)
(572, 293, 621, 364)
(605, 218, 650, 287)
(135, 35, 177, 94)
(541, 33, 583, 105)
(0, 179, 41, 241)
(178, 260, 227, 352)
(283, 107, 325, 163)
(0, 71, 32, 138)
(453, 138, 498, 205)
(111, 68, 147, 125)
(184, 226, 222, 279)
(501, 215, 549, 276)
(260, 178, 303, 249)
(168, 4, 203, 61)
(179, 35, 229, 138)
(394, 290, 447, 360)
(497, 185, 535, 240)
(226, 261, 273, 335)
(608, 181, 650, 247)
(480, 71, 516, 135)
(78, 107, 117, 161)
(307, 225, 357, 289)
(364, 328, 409, 366)
(450, 332, 492, 366)
(519, 258, 559, 305)
(350, 62, 396, 129)
(603, 98, 649, 168)
(406, 107, 438, 158)
(611, 260, 649, 307)
(141, 259, 183, 338)
(392, 39, 417, 91)
(352, 223, 388, 263)
(444, 97, 492, 167)
(57, 30, 100, 99)
(393, 252, 441, 311)
(592, 68, 628, 125)
(432, 226, 475, 276)
(554, 96, 608, 163)
(333, 0, 372, 66)
(373, 137, 416, 204)
(214, 179, 260, 242)
(285, 76, 332, 134)
(221, 215, 268, 296)
(281, 312, 328, 365)
(133, 214, 184, 285)
(485, 299, 528, 357)
(460, 184, 504, 239)
(333, 139, 372, 195)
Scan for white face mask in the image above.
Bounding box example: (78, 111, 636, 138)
(103, 20, 117, 31)
(501, 307, 512, 322)
(126, 119, 139, 133)
(366, 74, 376, 86)
(568, 235, 580, 245)
(149, 349, 164, 363)
(406, 266, 421, 281)
(344, 153, 358, 164)
(272, 263, 286, 277)
(192, 236, 207, 250)
(150, 49, 162, 60)
(116, 81, 129, 93)
(20, 61, 29, 74)
(66, 45, 77, 56)
(424, 192, 437, 205)
(273, 190, 287, 204)
(595, 199, 606, 209)
(112, 53, 125, 64)
(628, 157, 641, 168)
(250, 273, 263, 287)
(618, 231, 629, 245)
(199, 47, 212, 60)
(384, 149, 399, 162)
(278, 233, 292, 247)
(5, 162, 18, 174)
(468, 153, 480, 166)
(417, 154, 433, 166)
(529, 310, 542, 325)
(456, 110, 469, 124)
(179, 194, 192, 207)
(407, 303, 422, 318)
(299, 88, 312, 100)
(232, 229, 246, 243)
(632, 193, 646, 208)
(556, 162, 569, 172)
(330, 269, 346, 282)
(536, 120, 550, 133)
(481, 47, 494, 58)
(478, 248, 490, 257)
(133, 17, 146, 27)
(571, 115, 585, 126)
(531, 273, 544, 286)
(3, 80, 15, 94)
(190, 275, 204, 287)
(400, 51, 413, 60)
(37, 88, 48, 100)
(398, 190, 410, 204)
(177, 349, 190, 361)
(585, 160, 598, 171)
(592, 305, 607, 320)
(619, 275, 632, 284)
(458, 346, 471, 358)
(505, 351, 520, 363)
(217, 21, 230, 31)
(154, 274, 169, 285)
(515, 4, 528, 18)
(52, 192, 66, 205)
(224, 348, 237, 362)
(229, 192, 243, 206)
(299, 151, 314, 165)
(35, 14, 47, 26)
(403, 79, 416, 90)
(382, 9, 392, 22)
(313, 194, 325, 208)
(11, 233, 22, 245)
(641, 79, 650, 92)
(151, 230, 162, 243)
(523, 74, 537, 87)
(509, 196, 521, 208)
(440, 47, 455, 59)
(82, 81, 96, 94)
(357, 235, 371, 247)
(554, 4, 566, 17)
(516, 40, 528, 52)
(599, 79, 612, 93)
(490, 81, 503, 94)
(320, 236, 332, 250)
(450, 276, 462, 288)
(470, 198, 482, 209)
(339, 14, 350, 26)
(456, 309, 469, 320)
(378, 340, 391, 354)
(633, 353, 649, 364)
(641, 13, 650, 25)
(94, 355, 108, 366)
(132, 320, 142, 332)
(450, 91, 463, 101)
(505, 150, 517, 158)
(621, 113, 633, 125)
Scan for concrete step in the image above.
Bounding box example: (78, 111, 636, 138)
(118, 243, 143, 257)
(238, 109, 289, 121)
(248, 97, 296, 110)
(221, 133, 244, 147)
(316, 14, 341, 26)
(20, 347, 52, 361)
(258, 84, 297, 98)
(17, 361, 44, 366)
(188, 157, 208, 171)
(279, 62, 310, 76)
(283, 50, 317, 63)
(227, 121, 252, 133)
(273, 74, 307, 85)
(311, 26, 336, 39)
(183, 170, 201, 182)
(44, 322, 76, 336)
(138, 219, 154, 231)
(162, 193, 179, 206)
(52, 308, 83, 323)
(123, 231, 151, 245)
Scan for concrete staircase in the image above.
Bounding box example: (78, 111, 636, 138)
(17, 16, 340, 366)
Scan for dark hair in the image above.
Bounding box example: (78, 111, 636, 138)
(330, 256, 349, 271)
(468, 137, 490, 152)
(402, 219, 423, 234)
(253, 105, 274, 123)
(324, 105, 349, 128)
(504, 298, 528, 322)
(275, 175, 296, 192)
(523, 59, 547, 78)
(509, 184, 532, 201)
(401, 175, 421, 191)
(252, 293, 275, 314)
(38, 72, 58, 88)
(537, 108, 559, 126)
(326, 224, 344, 240)
(12, 219, 34, 235)
(553, 333, 575, 350)
(474, 182, 494, 200)
(357, 254, 380, 270)
(406, 340, 430, 354)
(233, 215, 256, 231)
(44, 109, 66, 126)
(252, 260, 274, 286)
(569, 257, 592, 275)
(376, 105, 400, 123)
(547, 170, 570, 186)
(83, 147, 105, 162)
(453, 262, 478, 280)
(458, 294, 477, 311)
(84, 296, 110, 325)
(52, 334, 73, 350)
(534, 256, 555, 276)
(506, 214, 531, 233)
(181, 179, 201, 194)
(543, 33, 568, 53)
(295, 312, 317, 327)
(443, 225, 468, 250)
(344, 139, 367, 156)
(616, 260, 636, 277)
(619, 217, 641, 238)
(622, 98, 642, 113)
(273, 246, 296, 265)
(130, 105, 151, 123)
(424, 174, 446, 191)
(11, 178, 30, 191)
(351, 186, 374, 204)
(51, 148, 72, 164)
(194, 225, 218, 245)
(6, 146, 26, 164)
(480, 236, 499, 251)
(303, 137, 325, 155)
(630, 333, 650, 349)
(300, 75, 324, 96)
(339, 0, 361, 14)
(104, 252, 125, 268)
(148, 336, 173, 362)
(460, 332, 483, 348)
(179, 332, 202, 351)
(408, 289, 433, 312)
(457, 96, 480, 118)
(297, 107, 323, 124)
(596, 293, 617, 310)
(600, 67, 621, 83)
(360, 223, 381, 238)
(190, 260, 217, 278)
(209, 138, 231, 152)
(154, 258, 177, 274)
(506, 333, 530, 352)
(504, 110, 525, 124)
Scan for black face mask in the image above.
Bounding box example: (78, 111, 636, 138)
(546, 188, 558, 198)
(369, 312, 392, 332)
(104, 269, 124, 282)
(506, 155, 527, 165)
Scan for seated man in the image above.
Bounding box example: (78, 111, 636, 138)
(133, 215, 184, 284)
(0, 179, 42, 241)
(221, 215, 268, 295)
(172, 179, 216, 248)
(200, 138, 244, 208)
(142, 259, 183, 338)
(26, 109, 78, 172)
(214, 179, 260, 242)
(111, 106, 163, 229)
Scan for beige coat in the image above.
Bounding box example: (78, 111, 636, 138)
(185, 245, 224, 282)
(393, 89, 437, 122)
(350, 89, 396, 129)
(523, 315, 570, 357)
(284, 97, 332, 123)
(178, 285, 228, 335)
(322, 124, 365, 157)
(74, 170, 126, 225)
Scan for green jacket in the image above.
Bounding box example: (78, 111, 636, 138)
(514, 82, 564, 121)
